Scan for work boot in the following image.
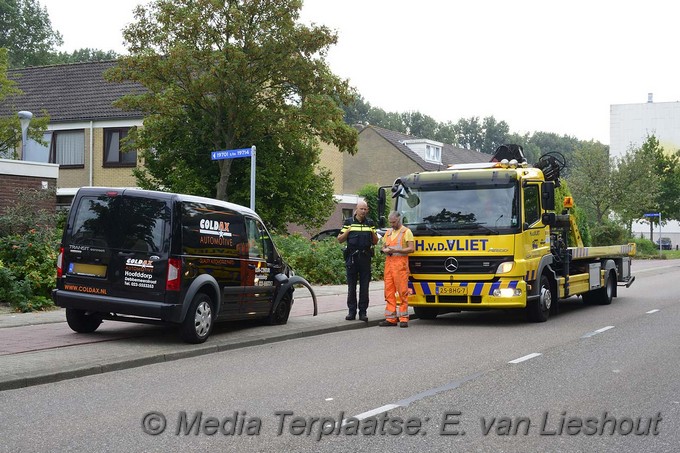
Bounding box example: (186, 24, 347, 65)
(378, 320, 397, 327)
(399, 322, 409, 328)
(359, 313, 368, 322)
(345, 313, 356, 321)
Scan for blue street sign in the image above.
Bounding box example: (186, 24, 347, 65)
(643, 213, 660, 217)
(211, 148, 253, 160)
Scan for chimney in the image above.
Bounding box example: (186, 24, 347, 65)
(648, 93, 653, 103)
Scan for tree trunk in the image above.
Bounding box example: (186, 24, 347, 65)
(215, 159, 232, 201)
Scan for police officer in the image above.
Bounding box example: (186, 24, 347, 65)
(338, 200, 379, 322)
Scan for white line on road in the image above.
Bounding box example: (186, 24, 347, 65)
(581, 325, 615, 338)
(341, 404, 401, 426)
(508, 352, 542, 363)
(646, 309, 660, 314)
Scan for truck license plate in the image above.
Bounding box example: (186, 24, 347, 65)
(437, 285, 467, 296)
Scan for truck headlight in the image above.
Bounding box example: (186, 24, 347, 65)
(496, 261, 514, 274)
(493, 287, 523, 297)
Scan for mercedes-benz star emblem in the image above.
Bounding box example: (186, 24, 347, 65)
(444, 257, 459, 273)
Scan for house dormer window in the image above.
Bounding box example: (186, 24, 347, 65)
(401, 139, 443, 164)
(425, 144, 441, 162)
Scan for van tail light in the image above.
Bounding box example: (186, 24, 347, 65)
(56, 247, 64, 278)
(166, 258, 182, 291)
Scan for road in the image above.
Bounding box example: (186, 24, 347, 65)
(1, 261, 679, 452)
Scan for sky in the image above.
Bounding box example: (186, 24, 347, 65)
(39, 0, 680, 145)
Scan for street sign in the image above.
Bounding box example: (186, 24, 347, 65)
(210, 146, 257, 211)
(211, 148, 253, 160)
(643, 213, 660, 217)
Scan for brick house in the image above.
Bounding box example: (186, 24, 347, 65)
(307, 125, 489, 235)
(2, 61, 145, 207)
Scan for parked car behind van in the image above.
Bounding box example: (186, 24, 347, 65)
(53, 187, 314, 343)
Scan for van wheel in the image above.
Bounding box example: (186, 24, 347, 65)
(65, 308, 102, 333)
(180, 293, 214, 344)
(526, 275, 552, 323)
(268, 291, 292, 325)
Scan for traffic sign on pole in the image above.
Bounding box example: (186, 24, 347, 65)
(210, 146, 257, 210)
(211, 148, 253, 160)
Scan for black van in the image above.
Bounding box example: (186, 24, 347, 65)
(53, 187, 313, 343)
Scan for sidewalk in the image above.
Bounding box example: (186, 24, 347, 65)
(0, 281, 390, 391)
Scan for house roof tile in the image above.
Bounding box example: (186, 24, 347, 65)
(366, 125, 489, 170)
(3, 60, 145, 122)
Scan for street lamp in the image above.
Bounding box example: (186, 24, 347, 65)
(17, 110, 33, 160)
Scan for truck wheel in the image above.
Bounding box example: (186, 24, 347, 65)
(65, 308, 102, 333)
(268, 291, 292, 325)
(526, 275, 552, 323)
(180, 293, 214, 344)
(583, 271, 614, 306)
(414, 306, 439, 320)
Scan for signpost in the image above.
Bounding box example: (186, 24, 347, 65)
(211, 146, 256, 210)
(643, 212, 662, 256)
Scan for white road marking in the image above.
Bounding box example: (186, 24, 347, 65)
(508, 352, 542, 364)
(581, 325, 615, 338)
(342, 404, 400, 426)
(646, 309, 660, 314)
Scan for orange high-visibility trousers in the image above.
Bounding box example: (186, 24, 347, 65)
(384, 254, 410, 323)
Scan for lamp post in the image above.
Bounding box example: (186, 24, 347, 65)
(17, 111, 33, 160)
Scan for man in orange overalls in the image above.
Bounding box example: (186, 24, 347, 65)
(379, 211, 415, 328)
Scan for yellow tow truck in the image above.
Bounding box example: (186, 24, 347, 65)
(378, 144, 635, 322)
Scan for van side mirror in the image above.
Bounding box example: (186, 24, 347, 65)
(542, 181, 555, 211)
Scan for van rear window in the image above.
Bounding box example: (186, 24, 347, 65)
(70, 195, 169, 252)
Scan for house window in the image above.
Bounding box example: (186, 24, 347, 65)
(425, 144, 441, 162)
(104, 128, 136, 167)
(50, 130, 84, 167)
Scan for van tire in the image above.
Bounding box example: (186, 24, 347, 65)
(268, 291, 292, 325)
(65, 308, 102, 333)
(180, 293, 214, 344)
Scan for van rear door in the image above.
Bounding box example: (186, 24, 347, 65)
(62, 189, 171, 303)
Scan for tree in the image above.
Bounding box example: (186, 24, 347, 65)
(0, 48, 49, 157)
(51, 48, 120, 65)
(106, 0, 357, 229)
(401, 111, 437, 138)
(568, 141, 614, 224)
(0, 0, 63, 68)
(610, 137, 662, 236)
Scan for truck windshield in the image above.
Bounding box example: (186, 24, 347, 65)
(395, 184, 519, 234)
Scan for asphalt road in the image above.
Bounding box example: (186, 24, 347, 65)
(1, 261, 679, 452)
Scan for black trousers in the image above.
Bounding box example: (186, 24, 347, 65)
(346, 252, 372, 315)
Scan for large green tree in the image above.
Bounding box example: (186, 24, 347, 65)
(567, 141, 614, 224)
(0, 0, 63, 68)
(106, 0, 357, 230)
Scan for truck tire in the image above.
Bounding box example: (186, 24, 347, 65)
(526, 275, 552, 323)
(583, 270, 614, 306)
(413, 306, 439, 320)
(65, 308, 102, 333)
(180, 293, 214, 344)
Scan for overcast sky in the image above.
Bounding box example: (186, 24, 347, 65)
(39, 0, 680, 144)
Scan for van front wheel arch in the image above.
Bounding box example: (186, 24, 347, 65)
(268, 290, 292, 325)
(180, 293, 214, 344)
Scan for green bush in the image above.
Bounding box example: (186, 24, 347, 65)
(589, 219, 631, 246)
(273, 233, 385, 285)
(633, 237, 662, 256)
(0, 188, 59, 312)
